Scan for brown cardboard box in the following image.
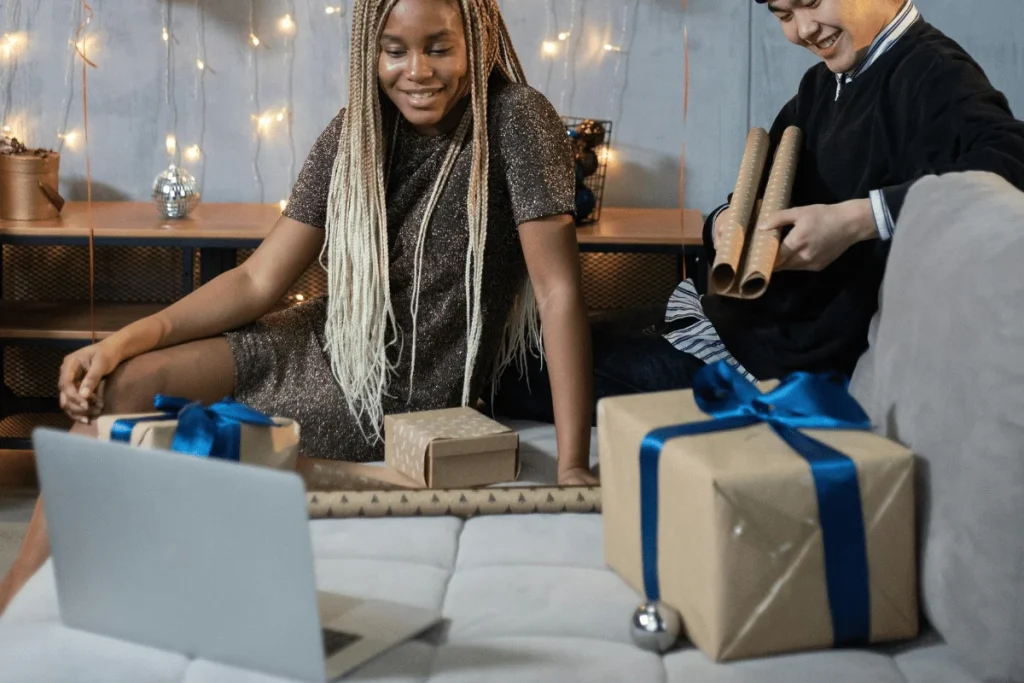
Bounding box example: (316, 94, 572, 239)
(599, 387, 918, 662)
(96, 412, 300, 472)
(384, 407, 519, 489)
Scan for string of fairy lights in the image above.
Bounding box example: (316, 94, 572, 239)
(0, 0, 624, 204)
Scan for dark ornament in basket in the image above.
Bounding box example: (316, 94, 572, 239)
(561, 116, 613, 226)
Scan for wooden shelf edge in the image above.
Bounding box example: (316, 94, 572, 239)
(0, 450, 37, 491)
(0, 301, 167, 341)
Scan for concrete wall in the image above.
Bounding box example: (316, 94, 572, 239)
(1, 0, 1021, 215)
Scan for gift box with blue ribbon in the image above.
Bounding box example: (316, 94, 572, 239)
(95, 395, 301, 472)
(599, 361, 919, 662)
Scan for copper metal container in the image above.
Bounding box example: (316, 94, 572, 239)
(0, 152, 64, 221)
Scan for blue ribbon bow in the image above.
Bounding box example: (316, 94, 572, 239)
(640, 361, 873, 646)
(111, 394, 277, 462)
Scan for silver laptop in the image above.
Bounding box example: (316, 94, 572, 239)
(32, 428, 441, 682)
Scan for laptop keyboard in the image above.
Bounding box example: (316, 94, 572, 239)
(322, 628, 362, 657)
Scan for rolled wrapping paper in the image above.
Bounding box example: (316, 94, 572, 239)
(305, 486, 602, 519)
(710, 128, 770, 295)
(739, 126, 803, 298)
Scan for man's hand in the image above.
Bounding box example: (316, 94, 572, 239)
(712, 207, 732, 248)
(757, 198, 878, 272)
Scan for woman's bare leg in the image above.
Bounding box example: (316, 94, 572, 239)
(0, 337, 236, 615)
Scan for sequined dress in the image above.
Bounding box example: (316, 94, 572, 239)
(225, 78, 575, 460)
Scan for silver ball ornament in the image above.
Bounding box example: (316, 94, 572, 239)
(631, 601, 682, 653)
(152, 164, 200, 219)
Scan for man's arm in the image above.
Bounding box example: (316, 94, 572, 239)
(871, 54, 1024, 239)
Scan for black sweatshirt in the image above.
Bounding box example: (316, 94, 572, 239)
(702, 18, 1024, 380)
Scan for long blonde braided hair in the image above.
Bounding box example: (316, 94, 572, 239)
(321, 0, 540, 442)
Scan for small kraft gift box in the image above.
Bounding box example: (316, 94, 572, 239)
(600, 361, 918, 662)
(384, 407, 519, 489)
(96, 395, 300, 472)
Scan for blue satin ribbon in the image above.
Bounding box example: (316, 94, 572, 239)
(110, 394, 277, 462)
(639, 361, 873, 646)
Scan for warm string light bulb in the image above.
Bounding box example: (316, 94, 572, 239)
(542, 41, 557, 56)
(2, 116, 26, 142)
(558, 32, 570, 41)
(162, 27, 169, 42)
(325, 6, 343, 15)
(597, 146, 616, 165)
(196, 59, 205, 70)
(165, 134, 177, 156)
(250, 33, 260, 47)
(603, 43, 622, 53)
(254, 108, 289, 134)
(0, 33, 22, 59)
(59, 130, 81, 149)
(184, 145, 201, 162)
(279, 199, 288, 211)
(279, 14, 295, 33)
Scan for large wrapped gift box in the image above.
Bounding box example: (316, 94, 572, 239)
(96, 396, 300, 472)
(599, 365, 918, 662)
(384, 407, 519, 489)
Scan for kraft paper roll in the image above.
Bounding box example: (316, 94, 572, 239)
(710, 128, 770, 295)
(709, 126, 803, 300)
(306, 486, 602, 519)
(739, 126, 803, 298)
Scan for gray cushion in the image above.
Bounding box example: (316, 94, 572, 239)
(850, 171, 1024, 683)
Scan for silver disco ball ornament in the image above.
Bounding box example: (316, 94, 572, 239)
(631, 601, 682, 653)
(152, 164, 200, 219)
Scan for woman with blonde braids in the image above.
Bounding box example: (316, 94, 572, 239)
(0, 0, 595, 613)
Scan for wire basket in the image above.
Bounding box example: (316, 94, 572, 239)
(561, 116, 613, 225)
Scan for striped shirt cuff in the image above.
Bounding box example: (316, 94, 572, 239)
(869, 189, 896, 240)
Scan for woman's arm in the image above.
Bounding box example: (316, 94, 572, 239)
(519, 214, 596, 485)
(73, 217, 324, 400)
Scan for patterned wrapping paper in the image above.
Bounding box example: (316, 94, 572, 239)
(738, 126, 803, 298)
(710, 126, 803, 300)
(711, 128, 770, 296)
(305, 486, 602, 519)
(385, 407, 519, 488)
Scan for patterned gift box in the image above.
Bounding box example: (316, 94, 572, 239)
(384, 407, 519, 489)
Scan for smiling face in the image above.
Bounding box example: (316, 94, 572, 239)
(378, 0, 471, 136)
(766, 0, 902, 74)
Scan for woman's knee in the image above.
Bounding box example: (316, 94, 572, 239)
(102, 338, 236, 414)
(102, 353, 170, 414)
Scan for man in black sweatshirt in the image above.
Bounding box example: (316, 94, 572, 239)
(665, 0, 1024, 382)
(491, 0, 1024, 425)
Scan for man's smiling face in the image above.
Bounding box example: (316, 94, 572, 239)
(766, 0, 901, 74)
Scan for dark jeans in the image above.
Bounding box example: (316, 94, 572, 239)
(488, 318, 706, 425)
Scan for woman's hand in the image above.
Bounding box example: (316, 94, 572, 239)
(558, 465, 599, 487)
(58, 341, 122, 423)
